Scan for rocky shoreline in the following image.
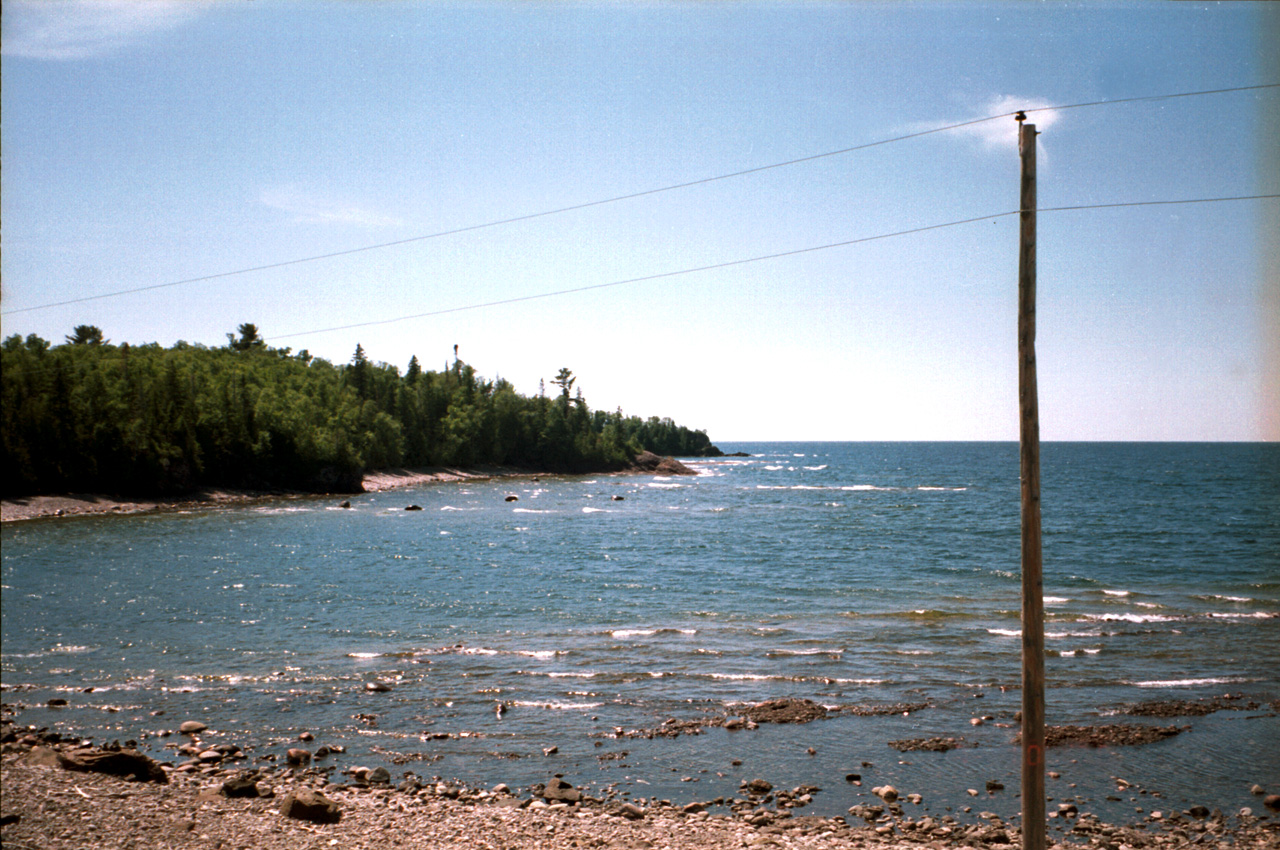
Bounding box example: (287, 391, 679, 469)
(4, 696, 1280, 850)
(4, 723, 1279, 850)
(0, 453, 698, 523)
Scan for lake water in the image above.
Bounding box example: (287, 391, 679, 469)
(3, 442, 1277, 827)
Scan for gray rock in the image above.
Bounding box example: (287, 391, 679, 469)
(1264, 794, 1280, 811)
(621, 803, 645, 820)
(279, 787, 341, 824)
(743, 779, 773, 796)
(179, 721, 207, 734)
(365, 681, 392, 692)
(285, 748, 312, 766)
(543, 777, 581, 804)
(367, 766, 391, 784)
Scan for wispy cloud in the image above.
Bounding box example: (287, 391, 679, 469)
(946, 94, 1063, 152)
(905, 94, 1064, 157)
(260, 187, 406, 229)
(2, 0, 206, 61)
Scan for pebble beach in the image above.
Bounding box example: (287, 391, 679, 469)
(4, 722, 1280, 850)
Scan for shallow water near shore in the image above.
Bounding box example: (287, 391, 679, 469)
(3, 442, 1278, 826)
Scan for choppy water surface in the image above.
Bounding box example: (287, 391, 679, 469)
(3, 443, 1277, 826)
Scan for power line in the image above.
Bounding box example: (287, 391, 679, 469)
(5, 83, 1276, 318)
(269, 193, 1279, 342)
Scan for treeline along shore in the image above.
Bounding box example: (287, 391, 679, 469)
(1, 325, 721, 498)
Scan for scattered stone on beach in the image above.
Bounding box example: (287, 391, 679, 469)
(874, 785, 898, 803)
(285, 748, 312, 766)
(179, 721, 207, 734)
(365, 681, 392, 692)
(47, 698, 68, 707)
(985, 780, 1005, 793)
(278, 787, 341, 824)
(338, 500, 351, 508)
(742, 698, 827, 724)
(1265, 794, 1280, 811)
(742, 779, 773, 797)
(505, 495, 519, 502)
(611, 495, 625, 501)
(620, 802, 645, 819)
(367, 766, 391, 785)
(1252, 784, 1265, 795)
(404, 505, 423, 511)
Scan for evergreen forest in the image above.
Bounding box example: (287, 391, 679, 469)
(1, 325, 720, 497)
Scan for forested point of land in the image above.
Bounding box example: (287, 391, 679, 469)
(1, 325, 721, 497)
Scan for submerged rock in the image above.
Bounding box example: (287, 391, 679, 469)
(742, 698, 827, 724)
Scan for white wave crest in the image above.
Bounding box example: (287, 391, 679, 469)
(1127, 677, 1252, 688)
(513, 700, 603, 710)
(1081, 613, 1175, 623)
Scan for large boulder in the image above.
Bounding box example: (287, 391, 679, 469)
(542, 777, 582, 804)
(220, 773, 261, 798)
(279, 787, 341, 824)
(631, 451, 696, 476)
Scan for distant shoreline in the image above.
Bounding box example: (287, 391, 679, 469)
(0, 454, 697, 523)
(0, 468, 539, 523)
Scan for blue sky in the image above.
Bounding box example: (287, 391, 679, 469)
(2, 1, 1276, 441)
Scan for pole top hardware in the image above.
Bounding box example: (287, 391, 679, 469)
(1014, 110, 1027, 123)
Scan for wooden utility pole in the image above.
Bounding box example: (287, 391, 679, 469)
(1016, 114, 1046, 850)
